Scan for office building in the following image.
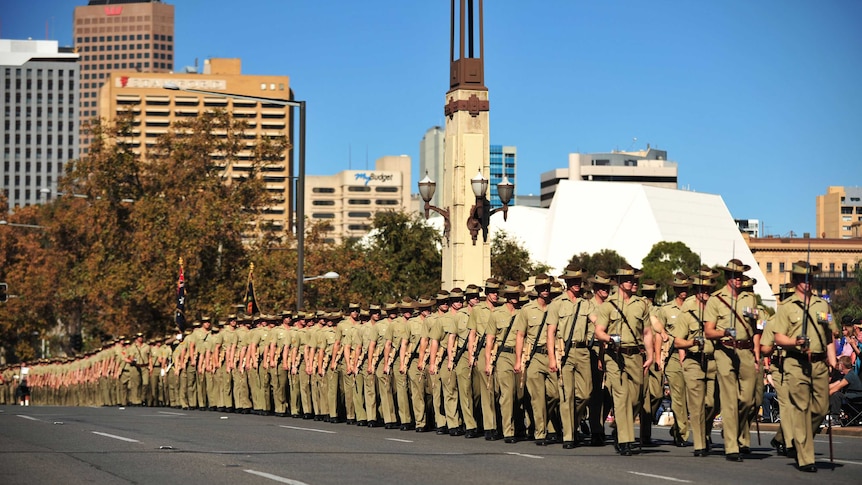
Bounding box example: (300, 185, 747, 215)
(419, 126, 444, 206)
(97, 58, 291, 233)
(539, 146, 678, 208)
(489, 145, 516, 209)
(1, 39, 80, 210)
(306, 155, 411, 244)
(74, 0, 174, 143)
(816, 186, 862, 239)
(735, 219, 761, 238)
(746, 234, 862, 296)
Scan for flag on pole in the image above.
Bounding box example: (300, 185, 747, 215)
(244, 262, 259, 316)
(175, 257, 187, 332)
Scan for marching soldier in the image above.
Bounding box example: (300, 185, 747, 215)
(772, 261, 838, 473)
(658, 273, 691, 447)
(361, 305, 383, 426)
(233, 316, 253, 414)
(469, 278, 502, 440)
(760, 285, 796, 457)
(486, 282, 523, 443)
(372, 303, 397, 428)
(518, 274, 557, 446)
(270, 312, 291, 416)
(704, 259, 758, 461)
(639, 280, 664, 446)
(451, 286, 480, 438)
(595, 264, 654, 456)
(669, 273, 713, 456)
(547, 266, 594, 449)
(406, 297, 433, 432)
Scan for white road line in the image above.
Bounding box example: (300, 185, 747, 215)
(157, 411, 187, 416)
(385, 438, 414, 443)
(92, 431, 140, 443)
(505, 452, 544, 459)
(244, 470, 311, 485)
(278, 425, 336, 434)
(628, 471, 692, 483)
(814, 439, 842, 444)
(833, 459, 862, 466)
(17, 415, 40, 421)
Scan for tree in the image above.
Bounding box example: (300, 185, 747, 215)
(830, 261, 862, 321)
(568, 249, 629, 277)
(491, 230, 550, 282)
(641, 241, 701, 297)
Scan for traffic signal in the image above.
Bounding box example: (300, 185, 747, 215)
(0, 282, 7, 303)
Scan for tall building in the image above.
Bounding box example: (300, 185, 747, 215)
(489, 145, 516, 209)
(816, 186, 862, 239)
(539, 146, 678, 208)
(305, 155, 411, 244)
(1, 39, 80, 210)
(97, 58, 291, 233)
(419, 126, 444, 206)
(74, 0, 174, 145)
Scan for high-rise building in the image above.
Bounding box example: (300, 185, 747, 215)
(419, 126, 444, 206)
(816, 186, 862, 239)
(97, 58, 291, 233)
(489, 145, 516, 209)
(306, 155, 411, 244)
(0, 39, 80, 211)
(74, 0, 174, 146)
(539, 147, 678, 208)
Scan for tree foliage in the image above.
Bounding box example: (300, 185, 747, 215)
(491, 230, 550, 282)
(641, 241, 702, 298)
(568, 249, 629, 277)
(830, 262, 862, 321)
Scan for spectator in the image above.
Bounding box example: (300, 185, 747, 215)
(762, 371, 777, 423)
(829, 355, 862, 420)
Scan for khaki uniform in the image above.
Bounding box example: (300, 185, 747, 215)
(271, 325, 290, 414)
(488, 304, 523, 439)
(704, 286, 758, 455)
(760, 315, 791, 450)
(658, 298, 689, 441)
(773, 293, 837, 468)
(547, 293, 593, 444)
(406, 315, 429, 428)
(670, 298, 714, 451)
(453, 306, 477, 432)
(468, 301, 496, 433)
(596, 292, 650, 447)
(391, 316, 412, 425)
(233, 326, 252, 411)
(373, 318, 396, 425)
(220, 326, 238, 409)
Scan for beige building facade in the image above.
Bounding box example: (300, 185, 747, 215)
(74, 0, 175, 134)
(816, 186, 862, 239)
(305, 156, 411, 243)
(746, 234, 862, 296)
(98, 58, 291, 233)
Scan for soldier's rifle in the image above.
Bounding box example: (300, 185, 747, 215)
(487, 314, 517, 390)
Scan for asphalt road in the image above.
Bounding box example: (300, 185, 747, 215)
(2, 405, 861, 485)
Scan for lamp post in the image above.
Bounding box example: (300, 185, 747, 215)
(303, 271, 340, 282)
(164, 83, 309, 310)
(418, 172, 451, 244)
(0, 220, 45, 229)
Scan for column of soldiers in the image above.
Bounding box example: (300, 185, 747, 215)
(1, 259, 838, 472)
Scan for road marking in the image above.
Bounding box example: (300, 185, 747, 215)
(385, 438, 413, 443)
(92, 431, 140, 443)
(628, 471, 691, 483)
(506, 452, 544, 459)
(278, 425, 336, 434)
(244, 470, 311, 485)
(833, 459, 862, 466)
(157, 411, 187, 416)
(814, 439, 842, 444)
(17, 415, 40, 421)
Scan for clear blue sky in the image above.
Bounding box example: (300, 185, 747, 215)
(4, 0, 861, 237)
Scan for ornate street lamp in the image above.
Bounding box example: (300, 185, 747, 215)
(418, 173, 451, 244)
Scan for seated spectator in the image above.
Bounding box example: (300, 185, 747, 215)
(762, 373, 777, 423)
(829, 355, 862, 419)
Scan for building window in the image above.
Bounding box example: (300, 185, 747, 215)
(375, 186, 398, 193)
(311, 213, 335, 219)
(347, 224, 371, 231)
(348, 186, 371, 192)
(375, 199, 399, 206)
(347, 211, 372, 218)
(779, 262, 785, 273)
(841, 207, 852, 214)
(312, 187, 335, 194)
(766, 262, 772, 273)
(312, 200, 335, 206)
(348, 199, 371, 205)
